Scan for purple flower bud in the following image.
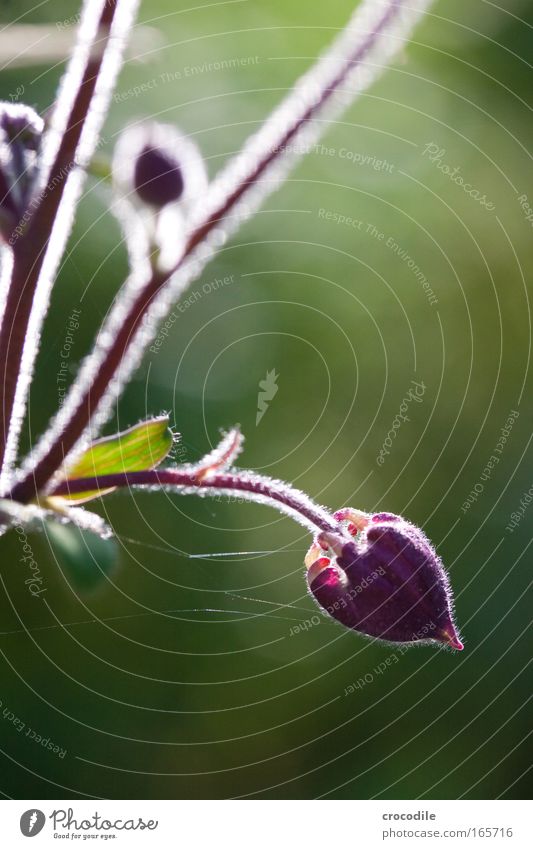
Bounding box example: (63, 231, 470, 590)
(114, 122, 207, 213)
(0, 102, 43, 239)
(305, 508, 463, 650)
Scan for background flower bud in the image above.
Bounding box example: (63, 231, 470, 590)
(306, 510, 463, 650)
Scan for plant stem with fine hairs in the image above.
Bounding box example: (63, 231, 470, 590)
(0, 0, 138, 483)
(10, 0, 431, 504)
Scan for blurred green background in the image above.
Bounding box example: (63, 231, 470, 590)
(0, 0, 531, 800)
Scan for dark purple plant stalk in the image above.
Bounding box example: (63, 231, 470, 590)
(0, 0, 137, 479)
(10, 0, 430, 504)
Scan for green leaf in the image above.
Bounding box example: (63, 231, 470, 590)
(45, 521, 118, 593)
(56, 416, 173, 504)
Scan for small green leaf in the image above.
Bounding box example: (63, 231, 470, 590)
(89, 152, 112, 182)
(56, 416, 173, 504)
(45, 521, 118, 593)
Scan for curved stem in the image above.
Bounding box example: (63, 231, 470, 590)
(11, 0, 431, 503)
(50, 469, 339, 535)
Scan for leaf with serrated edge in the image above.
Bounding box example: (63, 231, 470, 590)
(52, 416, 173, 504)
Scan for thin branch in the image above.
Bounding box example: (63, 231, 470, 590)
(10, 0, 431, 504)
(0, 0, 139, 482)
(50, 468, 339, 535)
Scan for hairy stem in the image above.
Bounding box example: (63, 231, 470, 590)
(51, 469, 339, 534)
(0, 0, 138, 482)
(11, 0, 431, 503)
